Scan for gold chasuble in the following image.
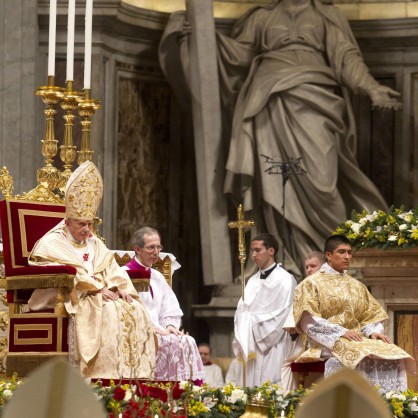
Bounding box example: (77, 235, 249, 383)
(29, 221, 156, 378)
(28, 161, 155, 379)
(293, 270, 415, 373)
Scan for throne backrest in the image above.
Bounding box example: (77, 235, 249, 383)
(0, 199, 66, 277)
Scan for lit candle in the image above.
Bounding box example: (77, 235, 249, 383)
(66, 0, 76, 81)
(47, 0, 57, 76)
(84, 0, 93, 89)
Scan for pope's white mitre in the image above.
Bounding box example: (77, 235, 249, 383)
(65, 161, 103, 220)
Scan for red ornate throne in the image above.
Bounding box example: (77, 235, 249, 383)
(0, 198, 76, 376)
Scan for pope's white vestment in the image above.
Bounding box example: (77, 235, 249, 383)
(233, 264, 297, 386)
(28, 220, 156, 379)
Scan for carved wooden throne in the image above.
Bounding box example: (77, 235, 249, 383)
(0, 198, 76, 376)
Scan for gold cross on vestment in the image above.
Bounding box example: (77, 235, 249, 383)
(228, 204, 254, 303)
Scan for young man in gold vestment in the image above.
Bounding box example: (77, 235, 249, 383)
(28, 161, 156, 379)
(293, 234, 415, 393)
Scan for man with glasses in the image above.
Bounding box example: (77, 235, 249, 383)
(124, 227, 204, 383)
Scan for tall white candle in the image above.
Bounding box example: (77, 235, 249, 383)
(84, 0, 93, 89)
(48, 0, 57, 76)
(66, 0, 76, 81)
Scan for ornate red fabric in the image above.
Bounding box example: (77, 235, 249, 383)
(0, 199, 76, 276)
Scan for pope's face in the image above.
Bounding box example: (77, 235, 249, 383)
(251, 240, 275, 270)
(135, 233, 162, 268)
(305, 256, 323, 276)
(65, 218, 93, 243)
(326, 243, 352, 273)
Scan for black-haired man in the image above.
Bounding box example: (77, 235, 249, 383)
(293, 234, 415, 392)
(233, 233, 297, 386)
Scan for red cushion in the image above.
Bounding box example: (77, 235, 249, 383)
(0, 199, 67, 276)
(8, 265, 76, 277)
(291, 361, 326, 373)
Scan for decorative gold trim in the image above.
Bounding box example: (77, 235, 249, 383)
(18, 209, 65, 259)
(57, 316, 63, 351)
(6, 352, 68, 377)
(14, 323, 53, 345)
(154, 255, 173, 288)
(6, 274, 75, 290)
(15, 184, 64, 204)
(131, 278, 150, 292)
(5, 199, 65, 269)
(0, 167, 13, 199)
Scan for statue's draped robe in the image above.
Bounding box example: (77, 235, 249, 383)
(124, 258, 205, 381)
(293, 264, 416, 393)
(159, 1, 388, 276)
(233, 264, 297, 386)
(28, 221, 156, 379)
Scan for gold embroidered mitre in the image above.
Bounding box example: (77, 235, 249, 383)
(65, 161, 103, 220)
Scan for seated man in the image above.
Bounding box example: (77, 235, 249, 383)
(28, 161, 155, 379)
(198, 342, 225, 387)
(123, 227, 204, 382)
(293, 234, 416, 393)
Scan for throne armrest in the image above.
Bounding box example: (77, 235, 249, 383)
(126, 269, 150, 292)
(5, 265, 76, 290)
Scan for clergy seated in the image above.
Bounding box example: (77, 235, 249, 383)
(293, 235, 416, 394)
(123, 227, 205, 383)
(27, 162, 156, 379)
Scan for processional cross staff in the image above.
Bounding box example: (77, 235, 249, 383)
(228, 204, 254, 388)
(228, 204, 255, 303)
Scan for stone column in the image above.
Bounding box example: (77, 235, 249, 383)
(0, 0, 40, 195)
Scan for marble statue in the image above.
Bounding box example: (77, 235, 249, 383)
(160, 0, 399, 277)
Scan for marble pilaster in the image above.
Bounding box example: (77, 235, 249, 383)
(0, 0, 40, 196)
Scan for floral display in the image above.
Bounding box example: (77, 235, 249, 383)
(0, 376, 417, 418)
(334, 206, 418, 250)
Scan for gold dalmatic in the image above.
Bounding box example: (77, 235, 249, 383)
(293, 271, 416, 372)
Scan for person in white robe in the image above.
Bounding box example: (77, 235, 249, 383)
(28, 161, 156, 379)
(225, 358, 244, 387)
(233, 233, 297, 387)
(293, 234, 416, 393)
(198, 343, 225, 387)
(124, 227, 205, 382)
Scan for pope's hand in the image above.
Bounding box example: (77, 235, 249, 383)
(117, 289, 133, 303)
(99, 288, 118, 301)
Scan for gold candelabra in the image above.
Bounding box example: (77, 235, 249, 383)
(35, 75, 65, 192)
(14, 77, 100, 202)
(59, 80, 82, 192)
(77, 88, 101, 165)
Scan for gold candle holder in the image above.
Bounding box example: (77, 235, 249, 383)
(77, 88, 101, 165)
(59, 80, 82, 192)
(35, 75, 65, 191)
